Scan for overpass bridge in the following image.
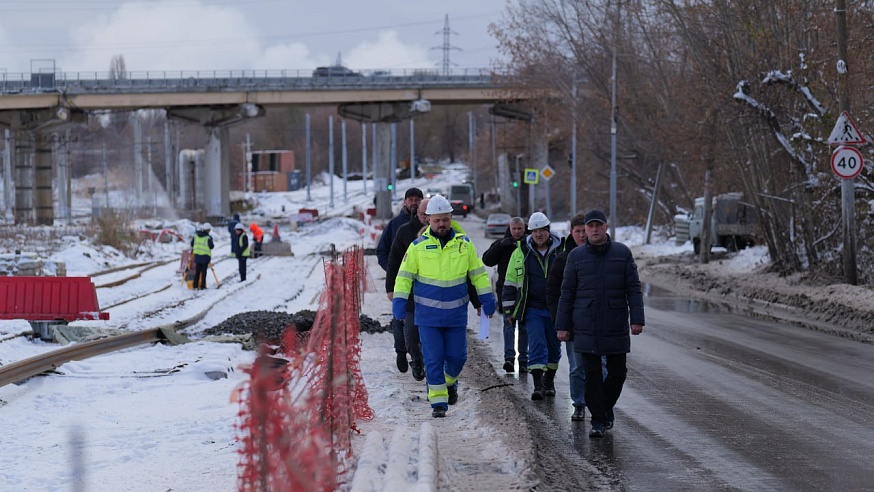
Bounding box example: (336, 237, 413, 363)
(0, 68, 534, 223)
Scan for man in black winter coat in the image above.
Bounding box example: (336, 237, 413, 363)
(377, 187, 423, 374)
(555, 209, 645, 438)
(226, 213, 240, 254)
(482, 216, 528, 373)
(546, 213, 605, 422)
(386, 198, 430, 381)
(375, 187, 423, 271)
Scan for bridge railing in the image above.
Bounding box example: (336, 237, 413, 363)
(0, 68, 510, 94)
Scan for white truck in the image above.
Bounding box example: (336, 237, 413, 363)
(686, 192, 758, 254)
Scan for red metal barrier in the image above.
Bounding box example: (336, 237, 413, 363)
(0, 277, 109, 322)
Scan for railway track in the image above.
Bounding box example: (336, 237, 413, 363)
(0, 249, 328, 388)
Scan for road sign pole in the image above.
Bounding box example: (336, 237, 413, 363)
(835, 0, 857, 285)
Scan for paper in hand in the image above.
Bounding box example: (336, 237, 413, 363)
(478, 313, 490, 339)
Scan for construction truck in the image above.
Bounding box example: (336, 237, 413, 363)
(687, 192, 758, 254)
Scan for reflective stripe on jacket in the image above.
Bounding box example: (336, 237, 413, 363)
(502, 233, 563, 320)
(392, 221, 495, 327)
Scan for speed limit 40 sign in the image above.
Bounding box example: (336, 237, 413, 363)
(831, 145, 864, 179)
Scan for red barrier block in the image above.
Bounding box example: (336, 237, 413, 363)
(0, 277, 109, 322)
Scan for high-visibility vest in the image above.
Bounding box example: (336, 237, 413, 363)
(192, 235, 212, 257)
(238, 234, 250, 257)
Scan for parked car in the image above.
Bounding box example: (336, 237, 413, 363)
(485, 213, 511, 238)
(312, 65, 359, 77)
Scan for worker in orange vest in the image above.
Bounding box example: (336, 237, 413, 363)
(249, 223, 264, 258)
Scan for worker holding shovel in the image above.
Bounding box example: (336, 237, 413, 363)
(190, 223, 215, 290)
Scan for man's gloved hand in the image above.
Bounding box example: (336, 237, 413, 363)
(501, 237, 517, 248)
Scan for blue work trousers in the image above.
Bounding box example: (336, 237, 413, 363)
(502, 314, 528, 364)
(525, 308, 560, 371)
(419, 325, 467, 408)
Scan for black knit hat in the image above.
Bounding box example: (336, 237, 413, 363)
(405, 187, 424, 199)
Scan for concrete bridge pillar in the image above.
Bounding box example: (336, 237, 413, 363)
(374, 123, 392, 220)
(204, 126, 230, 218)
(12, 132, 54, 225)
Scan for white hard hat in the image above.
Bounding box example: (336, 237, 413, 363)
(527, 212, 550, 230)
(201, 222, 212, 231)
(425, 194, 453, 215)
(234, 222, 245, 231)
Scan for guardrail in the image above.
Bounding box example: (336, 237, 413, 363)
(0, 68, 510, 94)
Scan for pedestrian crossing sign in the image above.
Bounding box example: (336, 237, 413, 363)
(523, 168, 539, 184)
(828, 111, 867, 146)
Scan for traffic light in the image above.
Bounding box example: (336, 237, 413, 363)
(387, 183, 394, 191)
(512, 180, 519, 188)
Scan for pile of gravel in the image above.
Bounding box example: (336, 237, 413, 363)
(203, 310, 389, 344)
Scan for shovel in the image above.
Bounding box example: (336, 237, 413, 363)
(209, 263, 221, 288)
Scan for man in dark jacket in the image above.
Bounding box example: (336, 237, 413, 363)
(376, 187, 423, 271)
(226, 213, 240, 254)
(555, 209, 645, 438)
(546, 213, 606, 422)
(232, 222, 250, 281)
(377, 187, 423, 374)
(386, 198, 430, 381)
(482, 216, 528, 373)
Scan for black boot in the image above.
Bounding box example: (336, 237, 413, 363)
(530, 369, 544, 401)
(543, 368, 556, 397)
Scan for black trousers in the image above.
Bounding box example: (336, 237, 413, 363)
(582, 353, 628, 425)
(237, 257, 247, 281)
(194, 262, 209, 289)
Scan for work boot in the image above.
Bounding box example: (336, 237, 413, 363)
(448, 383, 458, 405)
(432, 405, 447, 418)
(571, 405, 585, 422)
(502, 359, 514, 373)
(530, 369, 545, 401)
(543, 368, 557, 397)
(411, 362, 425, 381)
(396, 352, 409, 373)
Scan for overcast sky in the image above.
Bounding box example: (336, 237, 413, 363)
(0, 0, 511, 75)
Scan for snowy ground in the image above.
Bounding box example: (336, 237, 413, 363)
(3, 165, 874, 491)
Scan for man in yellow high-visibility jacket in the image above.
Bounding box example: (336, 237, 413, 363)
(392, 195, 496, 418)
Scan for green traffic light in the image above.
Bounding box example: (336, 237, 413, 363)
(387, 183, 394, 190)
(512, 181, 519, 188)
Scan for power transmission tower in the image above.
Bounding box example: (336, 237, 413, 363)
(432, 14, 461, 75)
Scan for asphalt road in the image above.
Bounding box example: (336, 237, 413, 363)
(465, 215, 874, 491)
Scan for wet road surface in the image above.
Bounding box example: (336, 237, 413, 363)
(468, 220, 874, 490)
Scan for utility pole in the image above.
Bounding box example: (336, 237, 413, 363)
(609, 47, 618, 240)
(362, 123, 367, 195)
(468, 112, 477, 195)
(410, 119, 415, 185)
(305, 113, 311, 201)
(570, 76, 578, 218)
(245, 133, 252, 196)
(342, 118, 348, 203)
(329, 115, 335, 209)
(835, 0, 857, 285)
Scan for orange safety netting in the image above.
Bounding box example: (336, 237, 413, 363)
(234, 244, 373, 491)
